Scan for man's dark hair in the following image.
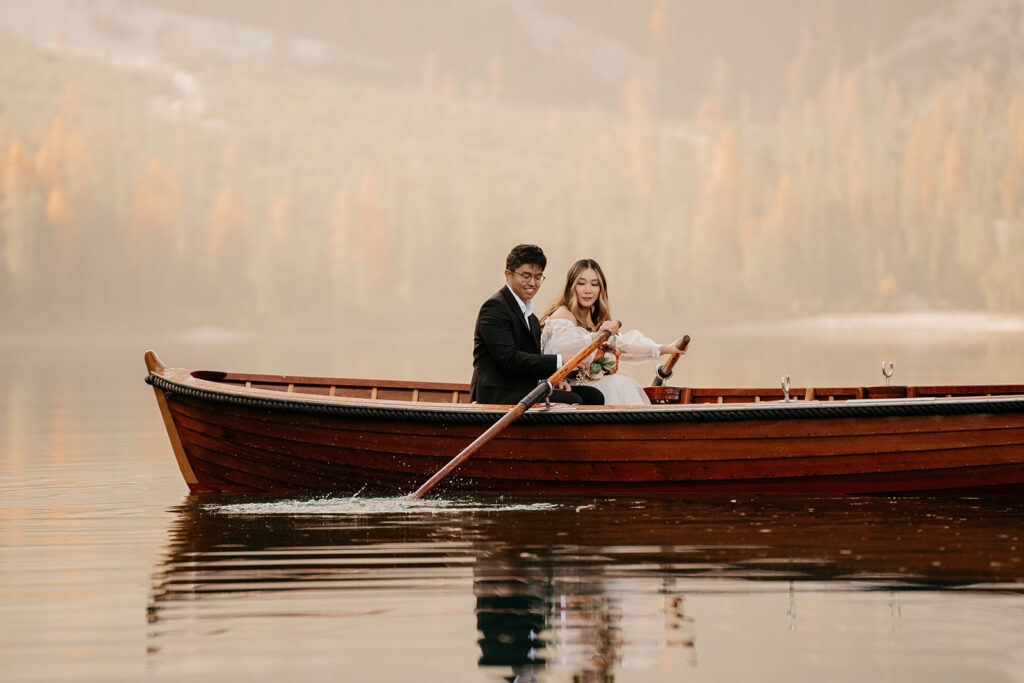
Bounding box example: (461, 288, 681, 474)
(505, 244, 547, 272)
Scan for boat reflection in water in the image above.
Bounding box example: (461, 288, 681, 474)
(147, 495, 1023, 680)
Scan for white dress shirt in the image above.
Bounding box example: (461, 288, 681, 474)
(506, 285, 561, 367)
(505, 285, 534, 325)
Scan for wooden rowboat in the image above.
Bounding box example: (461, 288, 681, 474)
(144, 350, 1024, 495)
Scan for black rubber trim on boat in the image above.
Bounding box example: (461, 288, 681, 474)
(146, 374, 1024, 425)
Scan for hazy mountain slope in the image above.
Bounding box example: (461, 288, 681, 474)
(3, 0, 998, 118)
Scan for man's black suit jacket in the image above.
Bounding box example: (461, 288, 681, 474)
(470, 286, 559, 404)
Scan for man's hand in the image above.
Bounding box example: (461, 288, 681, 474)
(555, 380, 572, 392)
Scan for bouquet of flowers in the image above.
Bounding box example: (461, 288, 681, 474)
(590, 336, 621, 376)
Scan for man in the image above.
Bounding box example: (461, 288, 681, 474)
(470, 244, 604, 405)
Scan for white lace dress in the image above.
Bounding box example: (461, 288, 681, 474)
(540, 318, 662, 405)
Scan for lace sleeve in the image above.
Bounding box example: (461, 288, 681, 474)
(541, 318, 599, 364)
(616, 329, 661, 362)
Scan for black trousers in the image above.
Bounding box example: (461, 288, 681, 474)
(549, 385, 604, 405)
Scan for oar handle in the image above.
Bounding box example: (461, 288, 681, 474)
(405, 330, 612, 500)
(651, 334, 690, 387)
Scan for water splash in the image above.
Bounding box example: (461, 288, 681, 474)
(207, 494, 565, 516)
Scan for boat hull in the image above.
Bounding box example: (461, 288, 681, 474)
(150, 374, 1024, 495)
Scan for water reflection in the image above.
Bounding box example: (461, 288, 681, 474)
(147, 495, 1023, 679)
(473, 545, 696, 680)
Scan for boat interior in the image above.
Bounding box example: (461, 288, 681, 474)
(186, 369, 1024, 406)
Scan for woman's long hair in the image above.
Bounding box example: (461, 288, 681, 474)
(541, 259, 612, 331)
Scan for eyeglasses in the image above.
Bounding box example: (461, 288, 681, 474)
(511, 270, 545, 284)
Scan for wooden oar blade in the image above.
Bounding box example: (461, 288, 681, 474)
(405, 331, 612, 500)
(404, 403, 527, 500)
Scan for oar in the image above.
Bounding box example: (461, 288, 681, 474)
(405, 329, 613, 500)
(651, 334, 690, 387)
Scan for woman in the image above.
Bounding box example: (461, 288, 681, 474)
(540, 259, 688, 405)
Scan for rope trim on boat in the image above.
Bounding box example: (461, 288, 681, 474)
(146, 374, 1024, 425)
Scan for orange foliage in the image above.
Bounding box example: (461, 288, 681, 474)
(940, 133, 964, 213)
(621, 73, 653, 196)
(693, 94, 723, 128)
(817, 70, 840, 122)
(702, 128, 741, 197)
(1008, 92, 1023, 128)
(488, 55, 503, 98)
(1006, 98, 1024, 217)
(964, 69, 990, 124)
(421, 52, 440, 92)
(34, 116, 66, 187)
(44, 185, 73, 233)
(60, 128, 90, 197)
(877, 273, 897, 299)
(1015, 122, 1024, 166)
(844, 137, 866, 222)
(901, 120, 933, 219)
(648, 0, 667, 64)
(442, 70, 459, 115)
(692, 127, 742, 267)
(9, 23, 1024, 318)
(622, 72, 649, 121)
(34, 114, 92, 198)
(839, 72, 862, 142)
(219, 145, 237, 185)
(61, 80, 84, 122)
(6, 139, 35, 190)
(206, 186, 245, 254)
(785, 31, 811, 103)
(268, 192, 291, 244)
(131, 158, 182, 236)
(710, 57, 729, 98)
(271, 0, 293, 53)
(1000, 166, 1018, 219)
(328, 185, 350, 262)
(926, 86, 952, 145)
(766, 171, 798, 236)
(882, 83, 902, 131)
(352, 169, 389, 281)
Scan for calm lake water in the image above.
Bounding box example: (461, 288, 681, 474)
(2, 324, 1024, 681)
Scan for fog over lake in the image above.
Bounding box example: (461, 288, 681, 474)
(2, 1, 1024, 681)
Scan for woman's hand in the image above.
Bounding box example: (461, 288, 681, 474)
(597, 320, 621, 335)
(659, 337, 688, 356)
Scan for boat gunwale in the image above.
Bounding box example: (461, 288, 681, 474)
(146, 369, 1024, 426)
